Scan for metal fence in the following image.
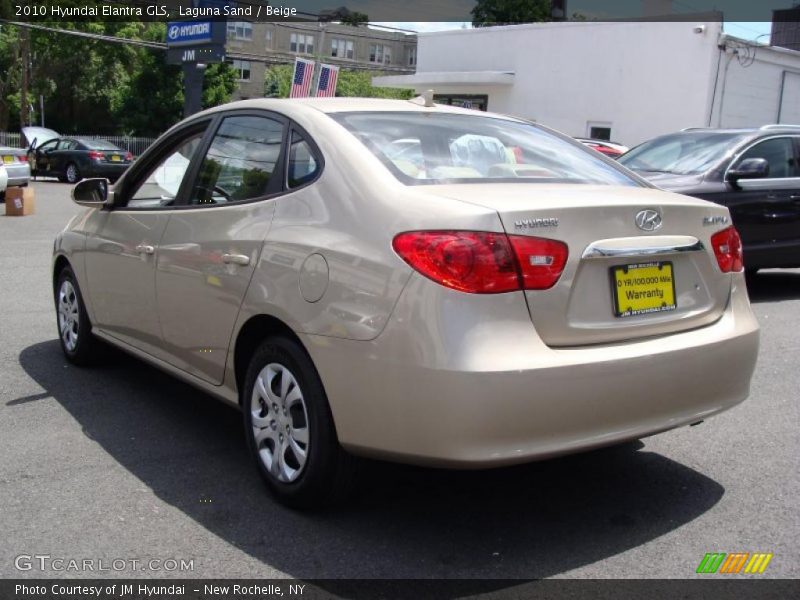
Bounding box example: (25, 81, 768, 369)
(0, 132, 21, 149)
(0, 132, 156, 156)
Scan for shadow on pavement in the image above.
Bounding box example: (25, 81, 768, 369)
(16, 340, 724, 591)
(746, 269, 800, 303)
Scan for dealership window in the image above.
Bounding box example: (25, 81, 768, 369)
(228, 59, 251, 81)
(265, 28, 273, 48)
(191, 115, 284, 205)
(227, 21, 252, 41)
(290, 33, 315, 54)
(369, 44, 392, 65)
(588, 123, 612, 141)
(331, 38, 354, 59)
(408, 47, 417, 66)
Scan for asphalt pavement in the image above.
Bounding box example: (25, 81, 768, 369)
(0, 182, 798, 584)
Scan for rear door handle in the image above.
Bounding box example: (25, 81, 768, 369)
(135, 244, 155, 255)
(222, 253, 250, 266)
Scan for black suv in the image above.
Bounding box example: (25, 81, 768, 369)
(619, 125, 800, 272)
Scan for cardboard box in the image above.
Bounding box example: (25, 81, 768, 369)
(4, 186, 35, 216)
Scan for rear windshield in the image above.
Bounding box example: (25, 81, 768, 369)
(332, 112, 639, 186)
(79, 139, 123, 151)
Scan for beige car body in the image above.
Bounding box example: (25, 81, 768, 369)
(54, 98, 759, 468)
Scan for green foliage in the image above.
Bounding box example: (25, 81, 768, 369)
(340, 11, 369, 27)
(0, 21, 237, 136)
(471, 0, 553, 27)
(263, 65, 413, 100)
(202, 62, 238, 109)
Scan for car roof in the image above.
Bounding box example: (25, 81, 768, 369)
(189, 97, 527, 123)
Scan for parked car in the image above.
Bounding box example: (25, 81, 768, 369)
(0, 145, 31, 188)
(619, 125, 800, 272)
(576, 138, 629, 159)
(54, 98, 759, 507)
(30, 136, 133, 183)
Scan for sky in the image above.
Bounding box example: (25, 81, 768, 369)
(373, 21, 776, 43)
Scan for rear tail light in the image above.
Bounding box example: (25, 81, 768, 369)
(508, 235, 569, 289)
(710, 226, 744, 273)
(87, 151, 105, 161)
(125, 152, 133, 161)
(392, 230, 568, 294)
(18, 155, 28, 163)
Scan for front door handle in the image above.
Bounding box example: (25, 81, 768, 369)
(222, 253, 250, 266)
(135, 244, 155, 255)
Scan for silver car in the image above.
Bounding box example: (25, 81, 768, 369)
(0, 145, 31, 189)
(54, 98, 759, 507)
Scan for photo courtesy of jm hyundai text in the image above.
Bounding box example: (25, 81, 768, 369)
(52, 97, 760, 508)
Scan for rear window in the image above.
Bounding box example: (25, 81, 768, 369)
(80, 139, 123, 151)
(331, 112, 638, 186)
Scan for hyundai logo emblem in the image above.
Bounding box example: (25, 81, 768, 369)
(168, 25, 180, 40)
(635, 209, 662, 232)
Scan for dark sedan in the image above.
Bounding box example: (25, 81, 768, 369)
(619, 125, 800, 272)
(31, 137, 133, 184)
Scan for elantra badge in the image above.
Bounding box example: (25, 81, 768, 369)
(635, 209, 662, 232)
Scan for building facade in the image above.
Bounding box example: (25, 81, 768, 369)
(374, 20, 800, 146)
(225, 21, 417, 99)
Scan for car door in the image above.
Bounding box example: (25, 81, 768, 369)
(83, 122, 209, 359)
(50, 139, 76, 176)
(719, 136, 800, 256)
(35, 139, 59, 174)
(155, 112, 286, 384)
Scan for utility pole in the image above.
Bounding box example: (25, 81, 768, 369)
(20, 26, 30, 130)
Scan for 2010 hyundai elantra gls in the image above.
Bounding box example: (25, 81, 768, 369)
(54, 98, 759, 507)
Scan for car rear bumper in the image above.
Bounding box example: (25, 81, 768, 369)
(303, 273, 759, 467)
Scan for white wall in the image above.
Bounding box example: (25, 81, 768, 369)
(412, 21, 726, 146)
(712, 44, 800, 127)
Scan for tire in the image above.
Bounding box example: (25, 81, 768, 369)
(65, 163, 81, 184)
(242, 336, 359, 509)
(54, 266, 98, 366)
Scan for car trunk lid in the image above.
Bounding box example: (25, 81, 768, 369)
(423, 183, 733, 346)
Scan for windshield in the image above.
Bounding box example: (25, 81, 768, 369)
(619, 132, 743, 175)
(332, 112, 638, 186)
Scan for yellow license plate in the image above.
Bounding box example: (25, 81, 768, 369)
(111, 155, 121, 162)
(611, 261, 676, 318)
(2, 155, 13, 164)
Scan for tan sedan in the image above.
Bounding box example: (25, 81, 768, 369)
(54, 98, 759, 507)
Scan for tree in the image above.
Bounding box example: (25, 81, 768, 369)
(0, 21, 238, 136)
(340, 11, 369, 27)
(471, 0, 553, 27)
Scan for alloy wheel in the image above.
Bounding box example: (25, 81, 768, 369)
(250, 363, 310, 483)
(58, 280, 80, 352)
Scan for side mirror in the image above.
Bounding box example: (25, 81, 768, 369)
(727, 157, 769, 184)
(72, 178, 113, 208)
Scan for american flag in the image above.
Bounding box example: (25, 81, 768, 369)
(315, 64, 340, 98)
(290, 58, 315, 98)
